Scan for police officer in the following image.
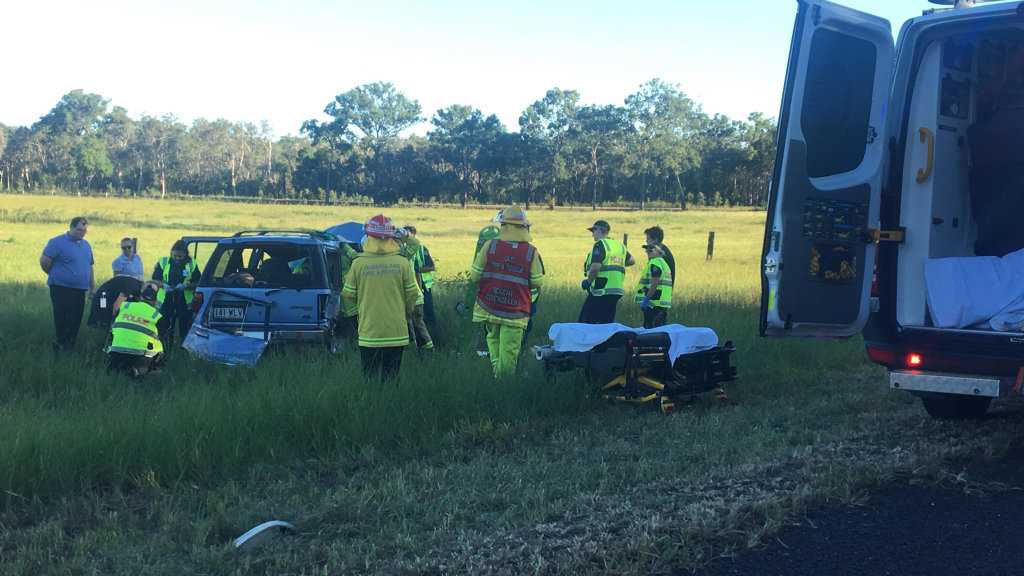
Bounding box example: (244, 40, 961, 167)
(106, 282, 164, 378)
(469, 206, 544, 378)
(152, 240, 201, 347)
(579, 220, 634, 324)
(636, 243, 673, 328)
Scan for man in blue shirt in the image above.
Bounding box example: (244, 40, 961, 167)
(40, 216, 95, 352)
(111, 237, 144, 280)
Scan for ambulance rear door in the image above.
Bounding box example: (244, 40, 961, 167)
(760, 0, 893, 338)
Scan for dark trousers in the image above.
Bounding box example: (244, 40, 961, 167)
(107, 352, 164, 378)
(423, 288, 435, 327)
(158, 301, 193, 348)
(643, 307, 668, 329)
(578, 294, 621, 324)
(359, 346, 404, 381)
(50, 285, 86, 351)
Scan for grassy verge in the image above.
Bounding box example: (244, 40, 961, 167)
(3, 196, 1022, 574)
(4, 364, 1023, 575)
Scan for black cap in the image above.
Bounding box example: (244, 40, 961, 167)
(587, 220, 610, 232)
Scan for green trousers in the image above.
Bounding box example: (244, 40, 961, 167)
(485, 322, 525, 378)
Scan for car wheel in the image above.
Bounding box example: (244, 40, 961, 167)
(920, 394, 992, 420)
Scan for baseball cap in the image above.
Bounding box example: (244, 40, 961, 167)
(587, 220, 610, 232)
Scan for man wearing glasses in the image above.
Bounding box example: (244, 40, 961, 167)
(112, 237, 144, 280)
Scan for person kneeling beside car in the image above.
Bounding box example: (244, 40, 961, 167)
(106, 283, 165, 378)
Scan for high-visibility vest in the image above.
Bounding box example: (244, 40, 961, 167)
(288, 257, 309, 274)
(410, 259, 425, 306)
(341, 245, 359, 317)
(477, 240, 535, 319)
(635, 256, 673, 308)
(156, 257, 198, 306)
(413, 244, 434, 290)
(107, 301, 164, 357)
(584, 239, 627, 297)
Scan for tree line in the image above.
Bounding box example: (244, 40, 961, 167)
(0, 81, 776, 208)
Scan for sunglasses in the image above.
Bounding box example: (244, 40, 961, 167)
(121, 245, 133, 250)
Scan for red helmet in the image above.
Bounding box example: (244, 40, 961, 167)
(364, 214, 396, 239)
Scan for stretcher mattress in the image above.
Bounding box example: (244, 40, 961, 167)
(546, 323, 718, 363)
(924, 246, 1024, 331)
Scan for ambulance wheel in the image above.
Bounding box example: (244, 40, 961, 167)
(920, 394, 991, 420)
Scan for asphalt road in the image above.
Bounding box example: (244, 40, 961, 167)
(698, 439, 1024, 576)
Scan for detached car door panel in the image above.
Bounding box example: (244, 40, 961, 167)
(761, 0, 893, 338)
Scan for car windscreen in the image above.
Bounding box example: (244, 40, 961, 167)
(202, 243, 325, 289)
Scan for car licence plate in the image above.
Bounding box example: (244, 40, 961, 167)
(212, 305, 246, 321)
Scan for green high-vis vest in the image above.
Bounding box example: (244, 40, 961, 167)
(413, 244, 434, 290)
(635, 256, 673, 308)
(107, 301, 164, 357)
(156, 257, 198, 306)
(584, 238, 627, 297)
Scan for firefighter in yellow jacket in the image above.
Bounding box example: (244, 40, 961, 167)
(342, 214, 422, 381)
(469, 206, 544, 378)
(105, 282, 165, 378)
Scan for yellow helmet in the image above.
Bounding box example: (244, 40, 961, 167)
(498, 205, 530, 227)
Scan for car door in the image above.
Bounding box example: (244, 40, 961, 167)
(180, 236, 224, 281)
(760, 0, 893, 338)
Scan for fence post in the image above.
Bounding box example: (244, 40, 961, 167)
(706, 231, 715, 261)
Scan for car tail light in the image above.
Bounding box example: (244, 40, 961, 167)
(907, 353, 923, 368)
(191, 292, 204, 315)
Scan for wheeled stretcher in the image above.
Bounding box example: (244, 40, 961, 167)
(534, 324, 737, 413)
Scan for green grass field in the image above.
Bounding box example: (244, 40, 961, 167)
(1, 193, 1021, 575)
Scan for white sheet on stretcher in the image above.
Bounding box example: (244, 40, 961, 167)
(547, 323, 718, 364)
(924, 247, 1024, 331)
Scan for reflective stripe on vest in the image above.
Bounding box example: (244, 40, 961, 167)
(584, 239, 627, 297)
(476, 240, 534, 319)
(635, 257, 673, 308)
(109, 301, 163, 357)
(156, 257, 197, 306)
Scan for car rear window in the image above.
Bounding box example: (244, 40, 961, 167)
(202, 243, 325, 289)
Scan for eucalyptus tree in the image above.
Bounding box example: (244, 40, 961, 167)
(624, 79, 703, 208)
(573, 104, 630, 209)
(137, 115, 184, 197)
(519, 88, 580, 205)
(428, 104, 504, 206)
(304, 81, 422, 199)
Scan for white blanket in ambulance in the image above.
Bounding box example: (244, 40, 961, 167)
(924, 247, 1024, 331)
(547, 323, 719, 364)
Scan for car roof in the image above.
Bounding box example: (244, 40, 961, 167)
(217, 231, 339, 247)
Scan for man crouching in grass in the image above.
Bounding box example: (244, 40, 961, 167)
(343, 214, 421, 381)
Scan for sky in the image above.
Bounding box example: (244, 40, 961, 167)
(2, 0, 937, 137)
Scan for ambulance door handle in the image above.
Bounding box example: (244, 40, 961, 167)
(916, 127, 934, 184)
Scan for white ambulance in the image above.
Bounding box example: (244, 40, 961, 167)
(762, 0, 1024, 418)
